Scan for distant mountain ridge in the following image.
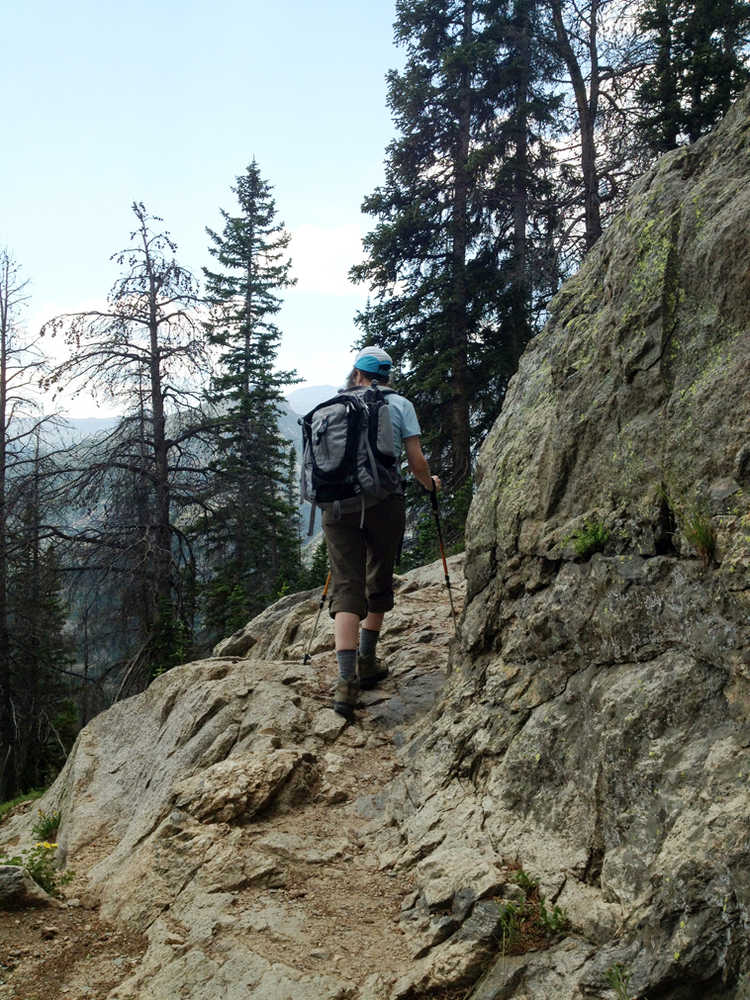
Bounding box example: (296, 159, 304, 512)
(285, 385, 338, 415)
(54, 417, 119, 442)
(58, 391, 337, 449)
(58, 403, 308, 452)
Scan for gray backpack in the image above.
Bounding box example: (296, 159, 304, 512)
(299, 385, 402, 533)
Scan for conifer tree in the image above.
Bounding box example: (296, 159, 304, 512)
(0, 251, 72, 799)
(303, 538, 329, 591)
(352, 0, 560, 482)
(9, 448, 75, 790)
(480, 0, 562, 435)
(637, 0, 750, 152)
(201, 160, 301, 642)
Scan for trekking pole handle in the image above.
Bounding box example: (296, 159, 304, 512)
(429, 479, 438, 511)
(318, 570, 332, 607)
(422, 476, 439, 503)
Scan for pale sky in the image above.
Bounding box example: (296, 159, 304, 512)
(2, 0, 403, 415)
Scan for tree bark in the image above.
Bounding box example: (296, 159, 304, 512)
(448, 0, 474, 485)
(19, 437, 42, 791)
(549, 0, 603, 248)
(510, 0, 533, 365)
(0, 260, 13, 800)
(148, 280, 172, 618)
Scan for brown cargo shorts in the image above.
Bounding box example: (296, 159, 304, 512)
(322, 493, 406, 620)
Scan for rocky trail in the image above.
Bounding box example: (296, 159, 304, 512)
(1, 556, 466, 1000)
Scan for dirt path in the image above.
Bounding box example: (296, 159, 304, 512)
(0, 885, 146, 1000)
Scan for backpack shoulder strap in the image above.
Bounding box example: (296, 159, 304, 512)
(307, 501, 317, 536)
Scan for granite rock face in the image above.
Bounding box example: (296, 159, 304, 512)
(367, 89, 750, 999)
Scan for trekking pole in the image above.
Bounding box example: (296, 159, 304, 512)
(303, 571, 332, 664)
(430, 483, 458, 634)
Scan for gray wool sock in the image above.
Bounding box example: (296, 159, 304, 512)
(359, 628, 379, 660)
(336, 649, 357, 680)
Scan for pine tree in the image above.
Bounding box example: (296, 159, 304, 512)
(200, 160, 301, 642)
(480, 0, 562, 436)
(0, 251, 73, 799)
(353, 0, 492, 486)
(638, 0, 750, 152)
(9, 465, 75, 791)
(303, 538, 330, 591)
(352, 0, 561, 482)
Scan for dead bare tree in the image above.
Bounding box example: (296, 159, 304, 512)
(42, 203, 211, 696)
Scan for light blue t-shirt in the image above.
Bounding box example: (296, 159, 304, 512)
(386, 392, 421, 457)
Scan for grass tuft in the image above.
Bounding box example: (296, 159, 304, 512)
(682, 506, 716, 567)
(495, 867, 571, 956)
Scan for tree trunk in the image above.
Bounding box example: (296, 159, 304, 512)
(510, 0, 533, 366)
(656, 0, 679, 150)
(19, 440, 42, 791)
(448, 0, 474, 485)
(81, 608, 90, 727)
(0, 268, 13, 799)
(147, 270, 173, 639)
(550, 0, 603, 248)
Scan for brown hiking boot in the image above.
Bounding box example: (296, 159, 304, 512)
(358, 653, 389, 691)
(333, 677, 359, 721)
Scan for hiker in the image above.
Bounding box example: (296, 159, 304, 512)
(321, 346, 440, 720)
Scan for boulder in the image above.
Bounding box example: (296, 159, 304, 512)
(0, 864, 63, 909)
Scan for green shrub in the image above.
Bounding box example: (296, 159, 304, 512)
(513, 869, 538, 894)
(496, 867, 570, 956)
(605, 963, 633, 1000)
(0, 841, 73, 897)
(539, 898, 570, 934)
(572, 520, 610, 558)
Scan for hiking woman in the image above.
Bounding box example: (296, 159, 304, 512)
(322, 345, 440, 720)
